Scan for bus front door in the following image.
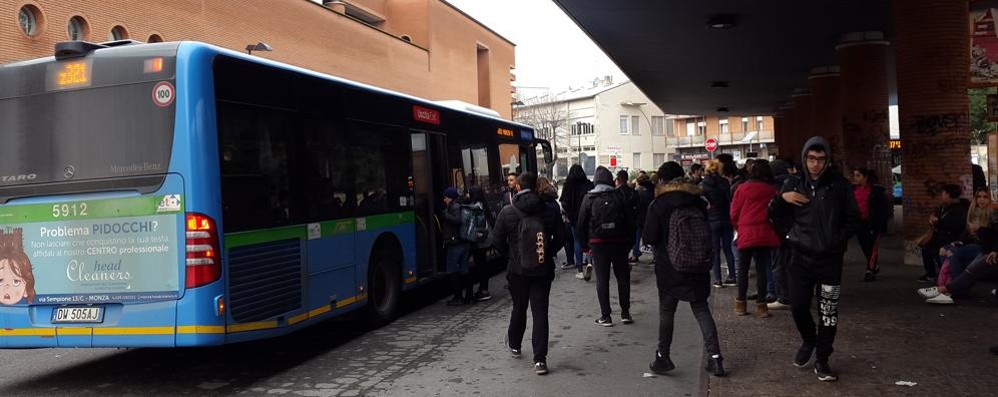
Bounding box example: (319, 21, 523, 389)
(411, 132, 450, 278)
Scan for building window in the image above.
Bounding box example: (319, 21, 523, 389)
(697, 121, 706, 136)
(18, 5, 42, 37)
(620, 115, 629, 135)
(110, 25, 128, 41)
(719, 119, 729, 134)
(633, 153, 642, 169)
(68, 16, 88, 41)
(653, 153, 666, 167)
(631, 116, 640, 135)
(148, 34, 163, 43)
(757, 116, 765, 131)
(651, 116, 664, 135)
(741, 117, 750, 132)
(665, 119, 675, 137)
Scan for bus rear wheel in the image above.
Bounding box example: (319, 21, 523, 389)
(364, 252, 401, 326)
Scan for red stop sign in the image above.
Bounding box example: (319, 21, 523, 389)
(610, 156, 617, 167)
(705, 138, 718, 152)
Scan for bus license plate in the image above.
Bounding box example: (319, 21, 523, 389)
(52, 307, 104, 324)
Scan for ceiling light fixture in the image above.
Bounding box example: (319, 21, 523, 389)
(710, 81, 729, 89)
(716, 107, 730, 112)
(706, 14, 737, 29)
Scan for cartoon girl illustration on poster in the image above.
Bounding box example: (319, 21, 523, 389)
(0, 228, 36, 305)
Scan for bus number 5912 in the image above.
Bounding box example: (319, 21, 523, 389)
(52, 203, 88, 218)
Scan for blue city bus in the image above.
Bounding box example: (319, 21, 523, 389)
(0, 40, 551, 347)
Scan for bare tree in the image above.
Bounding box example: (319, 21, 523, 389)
(513, 92, 573, 180)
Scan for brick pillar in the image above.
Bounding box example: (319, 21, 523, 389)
(808, 66, 844, 168)
(790, 91, 814, 157)
(894, 0, 970, 264)
(773, 111, 789, 160)
(838, 32, 891, 176)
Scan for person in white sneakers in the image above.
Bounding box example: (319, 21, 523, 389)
(919, 251, 998, 304)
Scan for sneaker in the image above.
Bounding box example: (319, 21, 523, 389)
(917, 274, 936, 283)
(575, 271, 585, 280)
(767, 300, 791, 310)
(814, 361, 838, 382)
(509, 346, 522, 358)
(649, 350, 676, 374)
(764, 294, 779, 303)
(473, 290, 492, 302)
(722, 278, 737, 287)
(713, 281, 724, 288)
(584, 263, 593, 282)
(917, 287, 940, 299)
(926, 294, 954, 304)
(621, 312, 634, 324)
(561, 262, 576, 270)
(446, 297, 465, 306)
(863, 271, 876, 282)
(706, 354, 726, 377)
(595, 316, 613, 327)
(793, 344, 814, 367)
(534, 361, 548, 375)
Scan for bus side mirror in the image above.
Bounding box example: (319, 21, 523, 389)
(540, 141, 554, 165)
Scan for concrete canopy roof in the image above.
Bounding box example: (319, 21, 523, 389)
(552, 0, 892, 116)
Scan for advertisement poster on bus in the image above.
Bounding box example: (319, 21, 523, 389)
(0, 195, 182, 306)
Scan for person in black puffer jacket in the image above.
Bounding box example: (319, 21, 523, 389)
(700, 160, 736, 287)
(643, 161, 725, 377)
(632, 172, 656, 262)
(490, 172, 565, 375)
(768, 136, 860, 382)
(560, 164, 595, 276)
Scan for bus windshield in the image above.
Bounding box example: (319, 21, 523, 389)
(0, 81, 175, 201)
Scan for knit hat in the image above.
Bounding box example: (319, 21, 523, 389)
(443, 187, 460, 199)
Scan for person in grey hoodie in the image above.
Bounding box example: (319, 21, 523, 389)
(769, 136, 859, 382)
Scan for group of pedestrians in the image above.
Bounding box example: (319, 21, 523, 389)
(438, 135, 868, 382)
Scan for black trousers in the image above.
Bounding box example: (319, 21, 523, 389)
(658, 291, 721, 357)
(591, 243, 631, 317)
(771, 243, 791, 302)
(788, 253, 843, 362)
(856, 221, 880, 272)
(472, 248, 489, 292)
(737, 247, 771, 303)
(507, 273, 554, 362)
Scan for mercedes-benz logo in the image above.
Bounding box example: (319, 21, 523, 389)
(64, 165, 76, 180)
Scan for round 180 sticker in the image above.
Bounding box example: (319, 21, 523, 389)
(152, 81, 175, 107)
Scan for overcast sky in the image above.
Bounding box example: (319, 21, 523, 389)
(446, 0, 627, 93)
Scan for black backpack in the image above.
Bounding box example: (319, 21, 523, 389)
(667, 206, 712, 273)
(459, 203, 488, 243)
(514, 208, 548, 270)
(589, 190, 628, 239)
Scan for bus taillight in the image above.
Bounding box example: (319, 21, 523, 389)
(185, 213, 220, 289)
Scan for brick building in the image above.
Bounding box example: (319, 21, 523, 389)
(2, 0, 517, 119)
(669, 115, 775, 164)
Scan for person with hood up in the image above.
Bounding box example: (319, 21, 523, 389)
(441, 187, 473, 306)
(701, 160, 737, 288)
(768, 136, 860, 382)
(643, 161, 725, 377)
(560, 164, 595, 279)
(490, 172, 565, 375)
(578, 166, 636, 326)
(632, 172, 656, 263)
(767, 159, 794, 310)
(730, 160, 781, 318)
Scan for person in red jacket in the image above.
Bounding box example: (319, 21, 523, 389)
(730, 160, 781, 318)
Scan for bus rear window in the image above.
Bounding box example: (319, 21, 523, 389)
(0, 81, 175, 200)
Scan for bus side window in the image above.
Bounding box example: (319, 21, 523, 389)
(218, 103, 292, 232)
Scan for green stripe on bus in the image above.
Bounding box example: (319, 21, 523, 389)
(222, 211, 414, 249)
(365, 212, 414, 230)
(0, 195, 181, 225)
(321, 220, 356, 237)
(224, 226, 306, 250)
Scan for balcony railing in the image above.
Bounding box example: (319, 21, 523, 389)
(667, 130, 774, 148)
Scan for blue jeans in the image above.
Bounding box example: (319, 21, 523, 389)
(632, 224, 644, 259)
(766, 250, 777, 296)
(947, 244, 983, 277)
(446, 242, 471, 275)
(710, 223, 735, 283)
(571, 224, 585, 271)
